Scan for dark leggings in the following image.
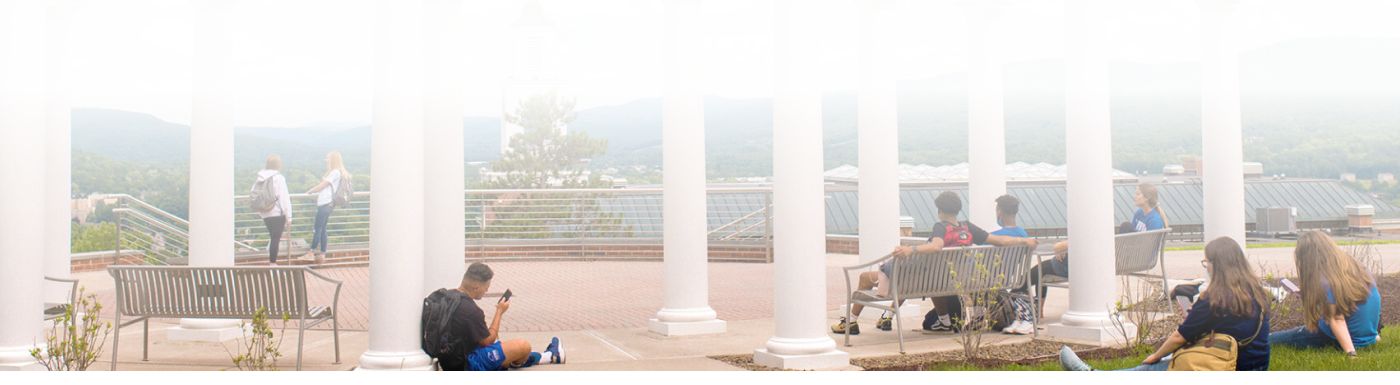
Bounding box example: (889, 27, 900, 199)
(263, 215, 286, 264)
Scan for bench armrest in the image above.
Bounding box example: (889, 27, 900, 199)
(44, 276, 79, 306)
(305, 269, 345, 317)
(842, 253, 894, 273)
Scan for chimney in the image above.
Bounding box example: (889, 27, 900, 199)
(1347, 205, 1374, 235)
(899, 216, 915, 237)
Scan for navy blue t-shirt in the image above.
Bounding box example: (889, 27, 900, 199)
(1176, 295, 1270, 371)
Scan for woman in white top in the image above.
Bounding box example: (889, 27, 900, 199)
(303, 151, 347, 263)
(256, 155, 292, 265)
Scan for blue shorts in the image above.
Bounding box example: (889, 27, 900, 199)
(466, 342, 508, 371)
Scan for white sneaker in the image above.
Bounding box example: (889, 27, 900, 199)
(1002, 320, 1034, 335)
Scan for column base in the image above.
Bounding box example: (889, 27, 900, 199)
(752, 348, 853, 371)
(838, 302, 920, 321)
(648, 318, 727, 336)
(167, 319, 245, 342)
(0, 347, 44, 371)
(355, 350, 435, 371)
(1045, 321, 1136, 347)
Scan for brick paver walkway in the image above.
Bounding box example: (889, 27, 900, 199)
(86, 260, 851, 332)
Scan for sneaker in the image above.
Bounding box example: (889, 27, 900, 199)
(1002, 320, 1034, 335)
(1059, 345, 1094, 371)
(876, 315, 893, 331)
(314, 253, 326, 264)
(831, 317, 860, 335)
(920, 322, 957, 334)
(297, 251, 315, 261)
(545, 337, 565, 364)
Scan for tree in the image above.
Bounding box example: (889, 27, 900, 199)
(490, 91, 609, 189)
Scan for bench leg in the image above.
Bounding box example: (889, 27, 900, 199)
(142, 318, 149, 362)
(896, 307, 905, 355)
(843, 300, 852, 348)
(332, 316, 341, 364)
(297, 319, 305, 371)
(111, 313, 122, 371)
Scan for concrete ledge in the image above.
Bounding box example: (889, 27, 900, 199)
(648, 319, 727, 336)
(752, 349, 853, 370)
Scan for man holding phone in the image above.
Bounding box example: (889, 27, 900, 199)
(438, 262, 565, 371)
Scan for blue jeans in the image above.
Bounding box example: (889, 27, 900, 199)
(1114, 355, 1269, 371)
(309, 204, 333, 254)
(1270, 326, 1339, 350)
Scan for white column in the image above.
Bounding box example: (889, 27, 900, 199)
(1199, 0, 1245, 246)
(856, 0, 900, 266)
(1046, 0, 1131, 345)
(651, 0, 726, 336)
(358, 0, 433, 371)
(0, 0, 48, 371)
(422, 0, 466, 295)
(754, 0, 850, 370)
(171, 0, 242, 342)
(45, 0, 86, 306)
(961, 0, 1007, 228)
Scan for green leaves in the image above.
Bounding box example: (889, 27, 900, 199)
(223, 307, 289, 371)
(30, 287, 112, 371)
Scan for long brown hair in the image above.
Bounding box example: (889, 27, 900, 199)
(1200, 236, 1271, 317)
(1294, 230, 1374, 332)
(1137, 183, 1169, 228)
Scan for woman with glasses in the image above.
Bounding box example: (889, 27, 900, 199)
(1059, 236, 1272, 371)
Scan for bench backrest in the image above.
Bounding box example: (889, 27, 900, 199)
(107, 266, 313, 319)
(888, 244, 1032, 300)
(1114, 228, 1171, 275)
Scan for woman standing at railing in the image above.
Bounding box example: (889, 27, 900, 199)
(255, 155, 293, 265)
(303, 150, 347, 264)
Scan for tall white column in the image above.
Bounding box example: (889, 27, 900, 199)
(1046, 0, 1130, 345)
(422, 0, 466, 295)
(1199, 0, 1245, 246)
(45, 0, 86, 306)
(358, 0, 433, 371)
(0, 0, 48, 371)
(651, 0, 726, 336)
(171, 0, 242, 343)
(961, 0, 1007, 228)
(856, 0, 900, 265)
(754, 0, 850, 370)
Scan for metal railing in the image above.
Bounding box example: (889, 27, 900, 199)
(112, 187, 776, 265)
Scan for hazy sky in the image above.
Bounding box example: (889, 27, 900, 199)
(65, 0, 1400, 128)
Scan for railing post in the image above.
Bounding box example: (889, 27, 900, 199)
(765, 190, 773, 264)
(115, 206, 124, 264)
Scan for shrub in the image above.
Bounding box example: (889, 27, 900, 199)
(29, 287, 112, 371)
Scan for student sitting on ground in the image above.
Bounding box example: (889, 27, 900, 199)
(436, 262, 565, 371)
(1269, 230, 1383, 359)
(1060, 236, 1271, 371)
(832, 191, 1038, 335)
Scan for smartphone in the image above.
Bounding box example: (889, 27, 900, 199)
(1280, 279, 1300, 297)
(498, 289, 513, 304)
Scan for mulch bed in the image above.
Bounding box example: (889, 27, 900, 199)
(710, 274, 1400, 371)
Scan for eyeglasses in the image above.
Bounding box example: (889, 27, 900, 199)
(1200, 260, 1210, 269)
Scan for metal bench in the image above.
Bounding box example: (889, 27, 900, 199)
(107, 266, 343, 371)
(43, 276, 79, 321)
(1036, 227, 1173, 319)
(841, 244, 1034, 353)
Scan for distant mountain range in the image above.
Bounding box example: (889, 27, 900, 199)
(72, 37, 1400, 180)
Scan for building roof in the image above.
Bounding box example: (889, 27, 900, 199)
(823, 180, 1400, 235)
(824, 162, 1137, 184)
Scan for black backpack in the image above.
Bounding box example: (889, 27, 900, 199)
(421, 288, 465, 362)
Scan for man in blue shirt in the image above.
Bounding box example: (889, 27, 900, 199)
(991, 195, 1035, 334)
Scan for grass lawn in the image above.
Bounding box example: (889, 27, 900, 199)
(928, 327, 1398, 371)
(1164, 240, 1400, 252)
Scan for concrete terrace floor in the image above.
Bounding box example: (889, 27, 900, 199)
(63, 242, 1400, 371)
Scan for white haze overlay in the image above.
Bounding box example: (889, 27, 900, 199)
(66, 0, 1400, 128)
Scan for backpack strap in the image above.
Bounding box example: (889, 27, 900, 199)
(1239, 305, 1265, 346)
